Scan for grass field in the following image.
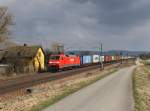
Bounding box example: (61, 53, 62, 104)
(133, 61, 150, 111)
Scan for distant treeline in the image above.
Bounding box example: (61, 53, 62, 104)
(139, 53, 150, 60)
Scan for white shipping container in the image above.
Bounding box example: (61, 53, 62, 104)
(93, 55, 100, 63)
(112, 56, 115, 61)
(100, 56, 104, 62)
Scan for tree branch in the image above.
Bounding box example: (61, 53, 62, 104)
(0, 7, 12, 42)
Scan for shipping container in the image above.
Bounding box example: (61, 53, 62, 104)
(115, 55, 116, 60)
(115, 55, 120, 61)
(104, 55, 109, 62)
(80, 55, 92, 65)
(104, 55, 112, 62)
(93, 55, 100, 63)
(109, 56, 112, 61)
(123, 56, 126, 60)
(112, 56, 115, 61)
(100, 56, 104, 62)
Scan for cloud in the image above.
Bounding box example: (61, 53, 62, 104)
(0, 0, 150, 51)
(0, 0, 16, 6)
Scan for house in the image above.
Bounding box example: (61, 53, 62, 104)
(0, 51, 5, 63)
(2, 45, 45, 73)
(0, 40, 17, 50)
(0, 51, 12, 74)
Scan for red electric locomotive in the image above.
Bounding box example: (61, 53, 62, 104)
(48, 54, 80, 72)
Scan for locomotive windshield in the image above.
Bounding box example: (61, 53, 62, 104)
(49, 56, 60, 60)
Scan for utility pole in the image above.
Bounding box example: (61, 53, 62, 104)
(120, 51, 123, 64)
(99, 43, 103, 70)
(127, 52, 129, 64)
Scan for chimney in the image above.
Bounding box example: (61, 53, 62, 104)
(24, 43, 27, 46)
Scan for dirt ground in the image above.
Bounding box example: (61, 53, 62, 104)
(0, 72, 36, 81)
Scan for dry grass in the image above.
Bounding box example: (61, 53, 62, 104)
(133, 65, 150, 111)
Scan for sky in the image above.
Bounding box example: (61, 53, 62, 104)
(0, 0, 150, 51)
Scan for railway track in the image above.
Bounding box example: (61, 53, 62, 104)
(0, 64, 104, 95)
(0, 61, 129, 96)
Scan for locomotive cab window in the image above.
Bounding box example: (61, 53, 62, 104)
(50, 56, 60, 60)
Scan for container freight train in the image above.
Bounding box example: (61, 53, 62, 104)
(48, 54, 131, 72)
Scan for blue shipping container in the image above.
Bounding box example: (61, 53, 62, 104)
(80, 55, 92, 65)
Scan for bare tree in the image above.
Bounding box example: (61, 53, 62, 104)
(0, 7, 12, 42)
